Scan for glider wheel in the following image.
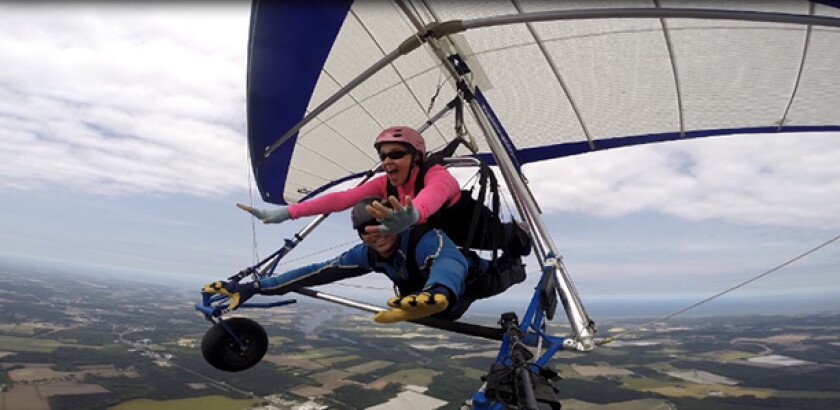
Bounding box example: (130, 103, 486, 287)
(201, 317, 268, 372)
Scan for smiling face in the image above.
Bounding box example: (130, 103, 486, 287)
(359, 229, 398, 258)
(378, 142, 414, 186)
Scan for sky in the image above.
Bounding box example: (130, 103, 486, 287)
(1, 2, 839, 319)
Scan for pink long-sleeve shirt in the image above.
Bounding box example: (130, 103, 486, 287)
(288, 164, 461, 224)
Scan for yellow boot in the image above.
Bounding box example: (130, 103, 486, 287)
(374, 292, 449, 323)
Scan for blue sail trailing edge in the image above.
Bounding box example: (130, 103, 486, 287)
(246, 0, 353, 204)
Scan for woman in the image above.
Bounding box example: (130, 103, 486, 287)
(240, 126, 531, 257)
(239, 126, 461, 234)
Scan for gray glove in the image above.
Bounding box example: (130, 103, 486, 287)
(236, 203, 291, 224)
(377, 204, 420, 235)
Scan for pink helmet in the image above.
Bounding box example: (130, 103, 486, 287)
(374, 126, 426, 156)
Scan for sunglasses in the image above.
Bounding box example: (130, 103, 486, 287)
(379, 150, 410, 161)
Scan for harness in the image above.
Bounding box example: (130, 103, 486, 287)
(385, 138, 505, 262)
(367, 224, 484, 298)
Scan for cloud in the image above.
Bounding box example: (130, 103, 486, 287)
(2, 2, 838, 230)
(525, 132, 840, 228)
(0, 3, 251, 197)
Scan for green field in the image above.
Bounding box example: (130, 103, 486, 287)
(553, 363, 580, 378)
(454, 366, 486, 380)
(0, 324, 39, 336)
(715, 351, 757, 361)
(653, 348, 688, 356)
(268, 335, 292, 345)
(772, 390, 840, 399)
(315, 354, 360, 367)
(622, 376, 678, 390)
(0, 335, 62, 353)
(110, 395, 259, 410)
(293, 347, 345, 360)
(381, 368, 440, 387)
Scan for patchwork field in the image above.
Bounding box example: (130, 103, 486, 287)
(0, 324, 40, 335)
(572, 365, 633, 377)
(36, 383, 109, 396)
(450, 350, 498, 359)
(379, 368, 440, 387)
(344, 360, 393, 374)
(367, 388, 447, 410)
(3, 269, 840, 410)
(3, 385, 50, 410)
(666, 370, 739, 385)
(314, 354, 360, 367)
(644, 384, 774, 399)
(293, 347, 345, 360)
(0, 336, 62, 353)
(622, 376, 679, 390)
(736, 334, 810, 345)
(110, 395, 260, 410)
(700, 350, 758, 361)
(746, 354, 815, 366)
(8, 364, 126, 383)
(262, 354, 324, 370)
(2, 383, 110, 410)
(560, 398, 675, 410)
(453, 365, 486, 380)
(289, 368, 357, 398)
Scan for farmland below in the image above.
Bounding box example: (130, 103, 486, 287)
(2, 264, 840, 409)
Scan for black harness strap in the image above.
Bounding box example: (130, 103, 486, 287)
(464, 159, 502, 261)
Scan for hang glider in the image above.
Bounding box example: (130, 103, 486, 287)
(198, 1, 840, 408)
(248, 0, 840, 206)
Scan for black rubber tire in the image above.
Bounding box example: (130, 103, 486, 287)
(201, 317, 268, 372)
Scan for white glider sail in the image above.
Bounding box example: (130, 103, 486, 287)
(247, 0, 840, 205)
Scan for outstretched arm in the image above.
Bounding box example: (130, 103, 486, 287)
(258, 245, 372, 293)
(286, 177, 386, 219)
(203, 245, 372, 310)
(235, 176, 387, 223)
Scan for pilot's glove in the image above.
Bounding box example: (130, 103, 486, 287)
(378, 205, 419, 235)
(374, 285, 452, 323)
(366, 196, 419, 235)
(236, 203, 291, 224)
(202, 280, 260, 310)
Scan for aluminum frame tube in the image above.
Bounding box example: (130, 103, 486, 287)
(291, 287, 504, 341)
(467, 99, 596, 351)
(263, 48, 405, 158)
(461, 7, 840, 31)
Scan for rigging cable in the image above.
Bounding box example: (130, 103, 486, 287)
(599, 233, 840, 345)
(245, 144, 260, 264)
(275, 239, 361, 266)
(426, 70, 452, 114)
